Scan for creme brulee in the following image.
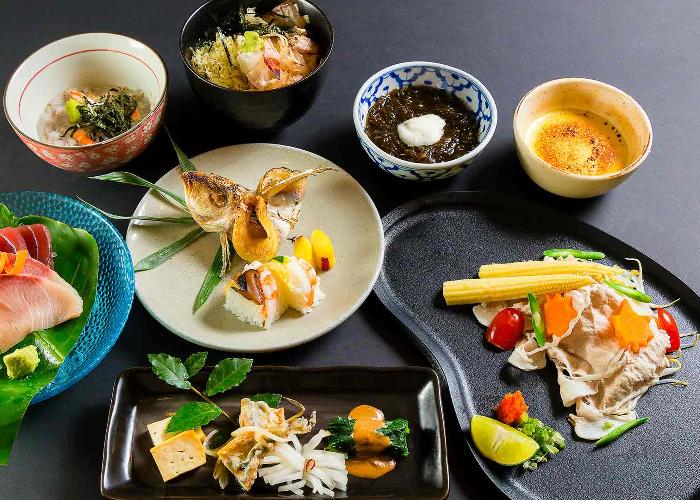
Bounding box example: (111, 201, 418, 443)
(526, 109, 628, 176)
(344, 405, 396, 479)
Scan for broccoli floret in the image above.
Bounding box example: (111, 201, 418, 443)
(3, 345, 40, 379)
(517, 417, 566, 470)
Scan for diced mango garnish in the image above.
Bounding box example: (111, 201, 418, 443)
(611, 300, 654, 353)
(543, 293, 578, 338)
(310, 229, 335, 272)
(293, 235, 313, 264)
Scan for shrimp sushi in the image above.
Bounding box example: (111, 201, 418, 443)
(223, 256, 324, 329)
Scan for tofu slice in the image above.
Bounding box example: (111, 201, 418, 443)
(147, 417, 206, 446)
(150, 430, 207, 482)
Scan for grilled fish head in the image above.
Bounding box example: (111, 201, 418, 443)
(181, 171, 250, 233)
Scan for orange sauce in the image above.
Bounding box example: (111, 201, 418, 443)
(345, 405, 396, 479)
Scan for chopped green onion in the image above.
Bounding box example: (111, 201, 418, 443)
(594, 417, 649, 447)
(543, 249, 606, 260)
(604, 280, 652, 303)
(528, 293, 546, 347)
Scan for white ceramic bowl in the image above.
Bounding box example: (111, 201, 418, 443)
(4, 33, 168, 174)
(514, 78, 652, 198)
(353, 61, 497, 181)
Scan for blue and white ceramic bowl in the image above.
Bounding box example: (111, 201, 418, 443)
(353, 61, 497, 181)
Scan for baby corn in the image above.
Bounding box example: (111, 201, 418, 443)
(478, 260, 620, 280)
(443, 274, 595, 305)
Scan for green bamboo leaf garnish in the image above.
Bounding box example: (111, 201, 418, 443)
(166, 402, 222, 434)
(79, 198, 194, 224)
(194, 247, 225, 312)
(251, 393, 282, 408)
(134, 227, 206, 272)
(184, 352, 208, 378)
(147, 353, 192, 390)
(90, 171, 188, 209)
(205, 358, 253, 397)
(165, 126, 197, 173)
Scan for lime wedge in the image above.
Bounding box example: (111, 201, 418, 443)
(470, 415, 539, 466)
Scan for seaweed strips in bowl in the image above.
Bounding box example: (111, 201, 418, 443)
(0, 203, 98, 465)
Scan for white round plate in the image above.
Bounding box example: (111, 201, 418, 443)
(126, 144, 384, 352)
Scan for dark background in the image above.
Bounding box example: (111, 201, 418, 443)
(1, 1, 699, 498)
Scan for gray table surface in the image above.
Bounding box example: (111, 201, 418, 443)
(1, 0, 699, 498)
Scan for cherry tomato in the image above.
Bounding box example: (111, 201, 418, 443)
(486, 308, 525, 350)
(657, 308, 680, 353)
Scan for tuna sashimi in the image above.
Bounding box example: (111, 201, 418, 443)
(0, 225, 53, 268)
(0, 254, 82, 353)
(0, 227, 27, 253)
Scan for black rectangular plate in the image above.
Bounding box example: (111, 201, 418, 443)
(374, 191, 700, 500)
(101, 366, 448, 499)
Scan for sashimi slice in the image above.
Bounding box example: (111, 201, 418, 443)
(0, 227, 27, 253)
(17, 226, 38, 261)
(27, 224, 54, 268)
(0, 254, 83, 353)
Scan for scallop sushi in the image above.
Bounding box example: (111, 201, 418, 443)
(224, 256, 324, 329)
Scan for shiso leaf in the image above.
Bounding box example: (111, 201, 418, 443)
(165, 126, 198, 173)
(251, 393, 282, 408)
(205, 358, 253, 396)
(90, 171, 188, 210)
(134, 227, 206, 272)
(194, 246, 224, 312)
(148, 353, 192, 390)
(184, 352, 208, 378)
(166, 402, 222, 434)
(0, 204, 19, 228)
(79, 198, 194, 224)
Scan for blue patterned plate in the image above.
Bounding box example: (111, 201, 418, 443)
(0, 192, 134, 403)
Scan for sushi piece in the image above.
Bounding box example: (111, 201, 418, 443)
(0, 225, 54, 268)
(223, 256, 324, 329)
(268, 256, 325, 313)
(0, 253, 83, 353)
(224, 261, 287, 329)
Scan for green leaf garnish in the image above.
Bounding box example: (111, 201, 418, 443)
(205, 358, 253, 397)
(251, 393, 282, 407)
(165, 126, 197, 173)
(0, 204, 19, 228)
(194, 246, 224, 312)
(79, 198, 194, 224)
(90, 171, 188, 209)
(166, 402, 222, 433)
(147, 353, 192, 390)
(134, 227, 206, 272)
(184, 352, 208, 378)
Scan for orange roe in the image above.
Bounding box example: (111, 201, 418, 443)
(611, 300, 654, 353)
(495, 391, 529, 426)
(543, 293, 578, 338)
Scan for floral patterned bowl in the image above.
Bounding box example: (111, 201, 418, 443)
(3, 33, 168, 174)
(353, 61, 497, 181)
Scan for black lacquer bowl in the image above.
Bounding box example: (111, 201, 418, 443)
(179, 0, 333, 131)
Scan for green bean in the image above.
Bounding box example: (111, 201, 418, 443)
(604, 280, 652, 303)
(528, 293, 546, 347)
(543, 248, 606, 260)
(594, 417, 649, 447)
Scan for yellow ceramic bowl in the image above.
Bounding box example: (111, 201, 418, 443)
(514, 78, 652, 198)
